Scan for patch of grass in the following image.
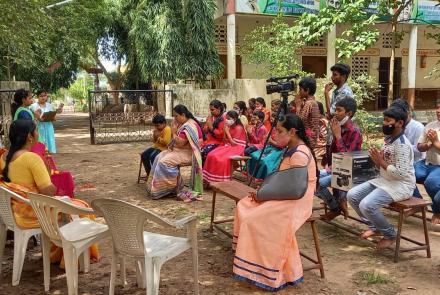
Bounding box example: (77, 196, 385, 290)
(197, 211, 211, 223)
(357, 271, 393, 285)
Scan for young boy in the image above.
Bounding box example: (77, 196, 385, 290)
(296, 77, 320, 149)
(347, 107, 415, 250)
(245, 111, 267, 156)
(318, 98, 363, 221)
(141, 114, 171, 177)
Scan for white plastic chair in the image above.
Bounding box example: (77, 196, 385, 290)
(27, 192, 109, 295)
(0, 186, 41, 286)
(91, 198, 199, 295)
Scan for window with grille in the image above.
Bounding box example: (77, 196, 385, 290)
(215, 25, 227, 43)
(351, 57, 370, 78)
(306, 36, 325, 47)
(382, 32, 401, 49)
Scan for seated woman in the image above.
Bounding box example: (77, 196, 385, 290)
(247, 113, 289, 180)
(203, 111, 246, 183)
(233, 114, 318, 292)
(201, 100, 225, 162)
(0, 120, 99, 266)
(244, 111, 267, 156)
(233, 101, 248, 129)
(255, 97, 271, 131)
(141, 114, 171, 178)
(30, 141, 75, 198)
(150, 105, 203, 200)
(12, 89, 37, 121)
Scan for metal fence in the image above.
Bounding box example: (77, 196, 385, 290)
(88, 89, 173, 144)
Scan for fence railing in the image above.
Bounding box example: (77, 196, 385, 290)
(88, 89, 173, 144)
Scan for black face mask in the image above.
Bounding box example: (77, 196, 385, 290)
(382, 124, 395, 135)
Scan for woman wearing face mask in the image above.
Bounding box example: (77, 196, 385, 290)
(201, 100, 225, 163)
(203, 110, 246, 183)
(347, 107, 415, 250)
(30, 90, 58, 153)
(233, 101, 248, 129)
(232, 114, 318, 292)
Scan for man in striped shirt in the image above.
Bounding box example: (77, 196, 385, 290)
(318, 98, 363, 221)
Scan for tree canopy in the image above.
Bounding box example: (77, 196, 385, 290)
(1, 0, 223, 92)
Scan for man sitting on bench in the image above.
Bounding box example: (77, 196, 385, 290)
(414, 100, 440, 224)
(317, 98, 362, 221)
(347, 107, 416, 250)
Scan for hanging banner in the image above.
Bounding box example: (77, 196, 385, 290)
(235, 0, 320, 15)
(414, 0, 440, 24)
(235, 0, 440, 24)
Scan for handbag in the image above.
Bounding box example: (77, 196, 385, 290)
(256, 146, 311, 201)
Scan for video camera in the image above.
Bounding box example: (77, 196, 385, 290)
(266, 74, 299, 95)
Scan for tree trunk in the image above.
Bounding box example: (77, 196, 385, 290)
(6, 57, 11, 81)
(108, 79, 122, 105)
(387, 22, 396, 107)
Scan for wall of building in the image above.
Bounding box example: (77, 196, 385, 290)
(167, 79, 280, 116)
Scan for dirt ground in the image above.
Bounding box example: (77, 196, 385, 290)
(1, 113, 440, 295)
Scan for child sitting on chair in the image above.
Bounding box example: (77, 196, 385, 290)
(347, 107, 415, 250)
(141, 114, 171, 177)
(244, 111, 267, 156)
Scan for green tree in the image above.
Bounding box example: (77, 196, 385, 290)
(240, 16, 305, 77)
(287, 0, 414, 106)
(131, 0, 222, 84)
(184, 0, 223, 82)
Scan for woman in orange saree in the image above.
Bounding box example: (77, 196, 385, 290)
(0, 120, 99, 267)
(232, 114, 318, 291)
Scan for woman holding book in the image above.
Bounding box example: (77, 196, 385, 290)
(31, 90, 60, 153)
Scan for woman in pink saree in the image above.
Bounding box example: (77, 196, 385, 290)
(30, 142, 74, 198)
(232, 114, 318, 291)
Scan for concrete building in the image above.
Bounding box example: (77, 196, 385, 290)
(214, 0, 440, 110)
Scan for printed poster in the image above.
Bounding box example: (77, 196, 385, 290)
(236, 0, 320, 15)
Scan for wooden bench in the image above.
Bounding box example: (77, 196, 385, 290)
(387, 197, 432, 263)
(321, 197, 431, 263)
(210, 180, 325, 278)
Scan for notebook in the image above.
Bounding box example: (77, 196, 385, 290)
(41, 111, 57, 122)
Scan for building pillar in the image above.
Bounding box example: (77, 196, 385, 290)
(327, 26, 337, 77)
(227, 13, 236, 80)
(407, 25, 418, 109)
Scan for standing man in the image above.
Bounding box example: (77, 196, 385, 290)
(324, 64, 354, 153)
(296, 77, 320, 149)
(324, 63, 354, 118)
(415, 101, 440, 224)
